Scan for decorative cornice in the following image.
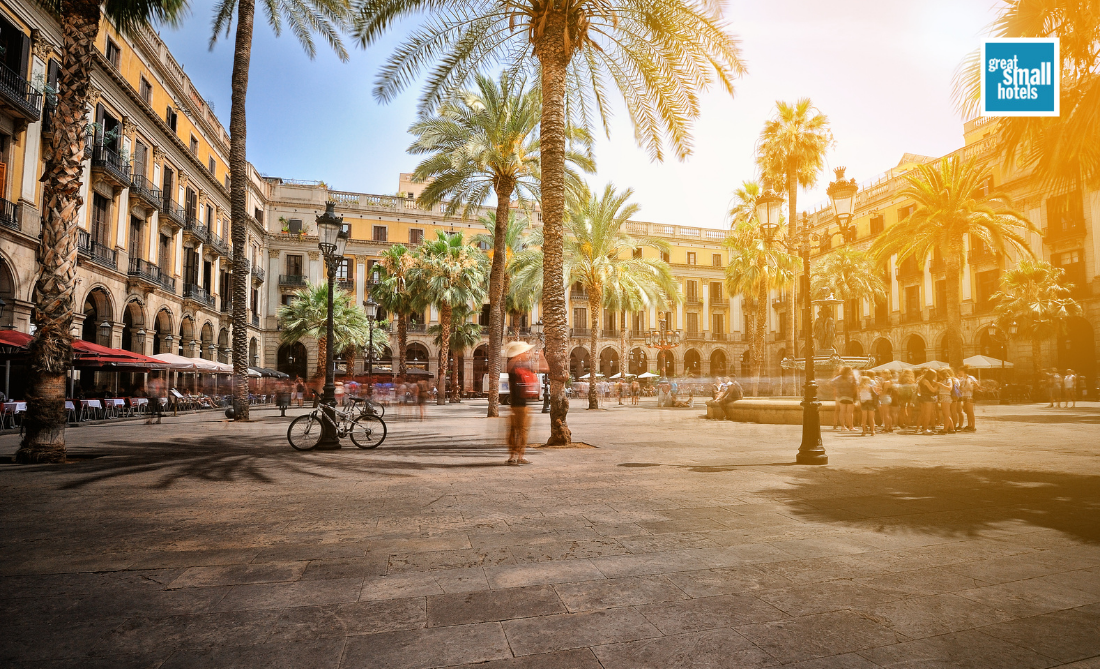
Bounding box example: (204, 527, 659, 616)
(30, 30, 57, 61)
(307, 251, 320, 260)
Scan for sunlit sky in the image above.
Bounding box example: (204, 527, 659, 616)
(157, 0, 1003, 228)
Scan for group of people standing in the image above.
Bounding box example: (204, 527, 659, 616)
(830, 366, 980, 436)
(1042, 368, 1080, 408)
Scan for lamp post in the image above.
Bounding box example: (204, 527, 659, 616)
(533, 319, 550, 413)
(645, 318, 680, 376)
(364, 296, 377, 397)
(0, 296, 11, 330)
(315, 201, 347, 450)
(99, 320, 112, 347)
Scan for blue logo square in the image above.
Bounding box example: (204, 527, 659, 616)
(981, 39, 1059, 117)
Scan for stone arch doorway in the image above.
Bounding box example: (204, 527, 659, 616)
(473, 345, 489, 391)
(249, 338, 259, 367)
(872, 338, 893, 365)
(569, 346, 591, 379)
(599, 347, 619, 377)
(278, 342, 308, 380)
(178, 317, 195, 356)
(217, 329, 230, 363)
(657, 350, 675, 377)
(627, 348, 647, 375)
(121, 300, 146, 353)
(710, 349, 727, 377)
(741, 349, 752, 377)
(0, 256, 16, 329)
(683, 349, 702, 377)
(82, 287, 114, 344)
(200, 322, 215, 360)
(406, 343, 430, 372)
(846, 340, 864, 357)
(906, 334, 927, 364)
(153, 309, 173, 355)
(1058, 316, 1095, 384)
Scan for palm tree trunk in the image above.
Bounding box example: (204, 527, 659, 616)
(588, 296, 600, 410)
(229, 0, 256, 421)
(944, 259, 964, 368)
(451, 349, 460, 402)
(437, 303, 451, 405)
(315, 336, 327, 383)
(17, 0, 100, 464)
(785, 174, 797, 396)
(343, 346, 356, 381)
(534, 13, 572, 445)
(397, 313, 408, 377)
(486, 181, 514, 418)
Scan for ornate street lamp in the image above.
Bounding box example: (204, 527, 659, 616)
(99, 320, 112, 346)
(0, 296, 10, 330)
(755, 187, 784, 239)
(645, 318, 680, 377)
(134, 329, 146, 352)
(826, 167, 859, 242)
(364, 296, 377, 397)
(532, 319, 550, 413)
(315, 201, 346, 449)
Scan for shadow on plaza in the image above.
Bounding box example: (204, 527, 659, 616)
(768, 466, 1100, 545)
(4, 428, 514, 490)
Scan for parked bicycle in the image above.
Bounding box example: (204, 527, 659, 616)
(287, 392, 386, 451)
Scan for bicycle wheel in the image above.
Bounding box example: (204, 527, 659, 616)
(351, 414, 387, 449)
(369, 400, 385, 418)
(287, 413, 323, 451)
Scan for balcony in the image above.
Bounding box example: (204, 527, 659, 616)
(89, 144, 131, 189)
(279, 274, 308, 287)
(969, 250, 999, 266)
(336, 279, 355, 292)
(685, 295, 702, 306)
(129, 175, 162, 209)
(251, 314, 260, 328)
(127, 257, 175, 292)
(76, 229, 117, 270)
(0, 63, 43, 122)
(208, 233, 229, 257)
(685, 331, 706, 341)
(160, 199, 185, 228)
(900, 310, 923, 324)
(570, 328, 591, 338)
(220, 297, 232, 314)
(407, 322, 427, 333)
(0, 197, 20, 231)
(1046, 218, 1086, 241)
(183, 283, 216, 309)
(845, 318, 862, 333)
(600, 329, 618, 338)
(182, 216, 209, 244)
(929, 307, 946, 321)
(569, 290, 588, 301)
(711, 332, 729, 342)
(251, 266, 265, 283)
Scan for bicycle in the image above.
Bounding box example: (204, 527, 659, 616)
(344, 394, 385, 418)
(287, 392, 387, 451)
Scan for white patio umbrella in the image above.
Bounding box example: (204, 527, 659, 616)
(638, 372, 659, 378)
(916, 360, 951, 370)
(578, 373, 605, 379)
(963, 355, 1013, 369)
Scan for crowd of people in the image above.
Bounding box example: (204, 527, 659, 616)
(828, 366, 980, 436)
(1039, 368, 1081, 408)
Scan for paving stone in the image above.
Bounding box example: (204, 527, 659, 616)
(388, 546, 516, 573)
(589, 550, 709, 578)
(638, 593, 787, 633)
(341, 622, 511, 669)
(427, 585, 565, 626)
(593, 627, 776, 668)
(213, 577, 363, 611)
(361, 572, 444, 601)
(858, 629, 1058, 668)
(553, 574, 688, 612)
(736, 610, 907, 664)
(860, 593, 1016, 638)
(854, 566, 990, 596)
(90, 609, 282, 658)
(159, 638, 345, 669)
(485, 559, 606, 590)
(445, 648, 603, 669)
(979, 603, 1100, 663)
(955, 577, 1100, 618)
(509, 538, 630, 563)
(299, 556, 388, 581)
(168, 562, 307, 589)
(755, 581, 902, 617)
(502, 608, 661, 656)
(269, 597, 426, 640)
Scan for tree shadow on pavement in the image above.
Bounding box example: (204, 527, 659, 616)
(1, 429, 514, 490)
(764, 466, 1100, 545)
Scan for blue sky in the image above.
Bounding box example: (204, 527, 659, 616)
(157, 0, 1002, 228)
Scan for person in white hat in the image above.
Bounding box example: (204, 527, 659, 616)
(503, 340, 536, 464)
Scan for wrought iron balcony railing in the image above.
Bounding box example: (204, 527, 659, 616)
(251, 266, 265, 283)
(570, 328, 591, 338)
(208, 233, 229, 257)
(127, 257, 175, 292)
(279, 274, 308, 286)
(129, 174, 161, 208)
(251, 314, 260, 328)
(0, 63, 43, 122)
(90, 144, 130, 187)
(0, 197, 20, 231)
(183, 216, 209, 243)
(161, 198, 185, 227)
(76, 229, 117, 270)
(183, 283, 216, 308)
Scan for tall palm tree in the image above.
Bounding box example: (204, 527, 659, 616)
(209, 0, 349, 421)
(408, 72, 593, 418)
(728, 180, 762, 228)
(278, 283, 381, 383)
(993, 260, 1083, 376)
(511, 184, 680, 409)
(871, 156, 1037, 368)
(471, 211, 541, 339)
(17, 0, 187, 464)
(953, 0, 1100, 191)
(354, 0, 745, 444)
(413, 231, 488, 405)
(724, 220, 799, 396)
(811, 247, 887, 350)
(428, 306, 484, 401)
(372, 244, 422, 377)
(756, 99, 831, 393)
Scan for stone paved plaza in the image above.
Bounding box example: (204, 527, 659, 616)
(1, 399, 1099, 668)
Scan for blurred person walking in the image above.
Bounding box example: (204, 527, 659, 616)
(1064, 369, 1077, 408)
(505, 341, 536, 465)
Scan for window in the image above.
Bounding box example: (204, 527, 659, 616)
(686, 312, 699, 334)
(206, 205, 215, 229)
(281, 294, 298, 306)
(128, 217, 143, 260)
(1047, 191, 1084, 235)
(166, 106, 178, 132)
(185, 187, 197, 221)
(105, 38, 120, 68)
(366, 259, 378, 282)
(934, 280, 947, 314)
(92, 193, 111, 246)
(874, 297, 889, 325)
(870, 215, 884, 235)
(976, 270, 1001, 310)
(904, 285, 921, 318)
(183, 248, 199, 285)
(686, 252, 696, 265)
(409, 228, 423, 245)
(372, 225, 388, 242)
(224, 175, 231, 190)
(632, 248, 642, 259)
(978, 176, 993, 198)
(1054, 249, 1086, 290)
(254, 207, 263, 221)
(335, 258, 351, 281)
(158, 234, 171, 271)
(661, 251, 670, 263)
(686, 281, 699, 301)
(573, 308, 587, 330)
(139, 76, 152, 104)
(189, 135, 199, 155)
(133, 141, 148, 179)
(207, 157, 216, 175)
(251, 288, 259, 312)
(712, 253, 722, 267)
(663, 311, 673, 329)
(712, 313, 724, 334)
(287, 218, 302, 233)
(898, 204, 915, 222)
(709, 282, 722, 302)
(286, 254, 303, 276)
(632, 312, 645, 332)
(480, 304, 491, 327)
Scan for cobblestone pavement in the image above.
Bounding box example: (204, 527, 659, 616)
(1, 399, 1099, 668)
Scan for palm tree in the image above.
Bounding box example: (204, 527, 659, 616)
(371, 244, 422, 377)
(811, 247, 887, 350)
(871, 155, 1037, 368)
(17, 0, 187, 464)
(409, 72, 593, 418)
(724, 220, 799, 396)
(209, 0, 349, 421)
(413, 231, 488, 405)
(470, 212, 541, 338)
(278, 283, 380, 384)
(952, 0, 1100, 191)
(993, 260, 1083, 376)
(512, 184, 680, 409)
(756, 99, 830, 393)
(354, 0, 745, 443)
(428, 306, 484, 402)
(728, 180, 762, 228)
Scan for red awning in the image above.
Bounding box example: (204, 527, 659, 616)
(0, 329, 32, 348)
(73, 340, 168, 370)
